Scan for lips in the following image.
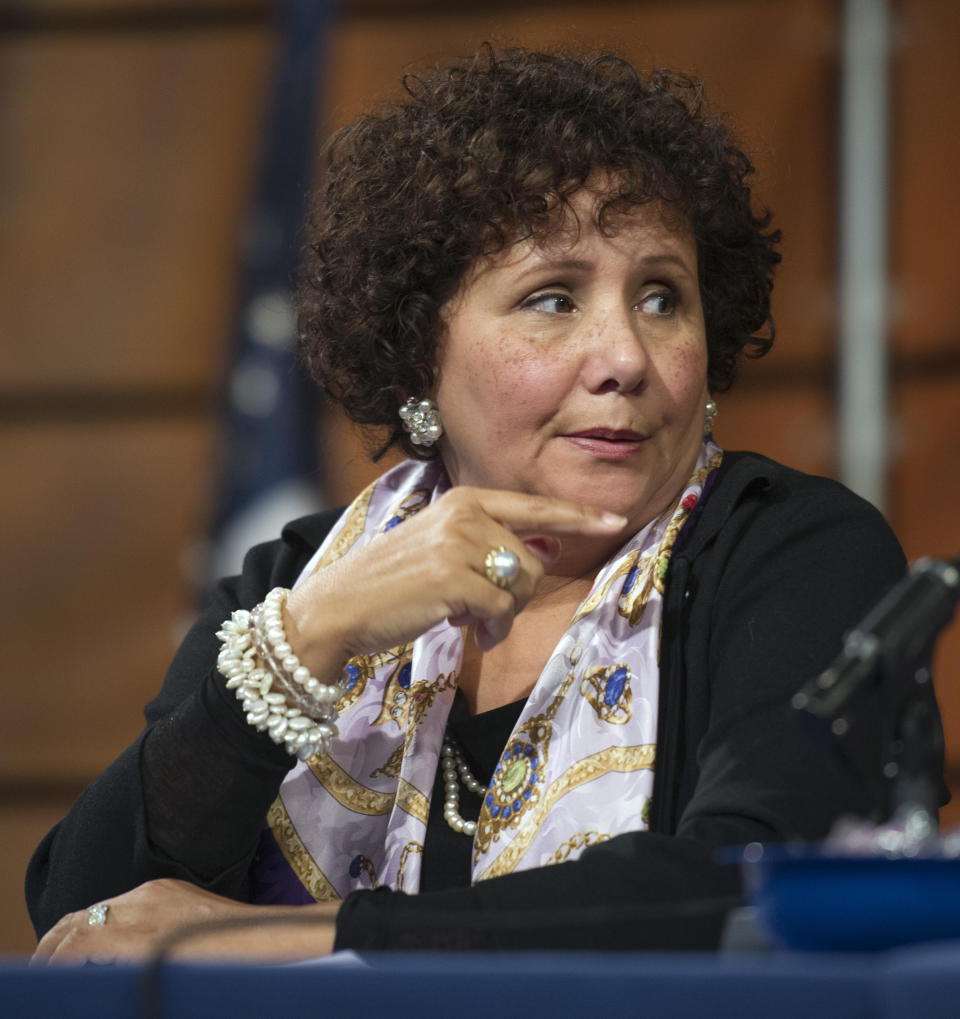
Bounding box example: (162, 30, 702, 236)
(563, 428, 647, 461)
(569, 428, 645, 442)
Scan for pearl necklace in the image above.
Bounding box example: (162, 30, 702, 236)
(440, 738, 486, 836)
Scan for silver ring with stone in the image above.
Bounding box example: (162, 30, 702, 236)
(484, 546, 520, 590)
(88, 903, 109, 926)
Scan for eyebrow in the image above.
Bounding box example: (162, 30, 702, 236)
(515, 253, 695, 280)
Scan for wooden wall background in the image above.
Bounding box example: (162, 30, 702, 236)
(1, 0, 957, 954)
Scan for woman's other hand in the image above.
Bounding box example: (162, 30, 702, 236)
(31, 878, 340, 964)
(284, 487, 626, 675)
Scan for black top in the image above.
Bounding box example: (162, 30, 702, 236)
(419, 690, 525, 894)
(25, 452, 946, 951)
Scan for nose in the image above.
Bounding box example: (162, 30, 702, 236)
(581, 304, 648, 395)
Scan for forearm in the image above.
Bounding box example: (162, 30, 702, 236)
(334, 832, 741, 951)
(25, 675, 293, 939)
(140, 667, 293, 881)
(26, 554, 312, 936)
(26, 514, 341, 939)
(26, 738, 155, 937)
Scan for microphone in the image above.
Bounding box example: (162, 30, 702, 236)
(793, 554, 960, 721)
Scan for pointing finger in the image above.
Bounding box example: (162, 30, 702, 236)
(455, 488, 628, 536)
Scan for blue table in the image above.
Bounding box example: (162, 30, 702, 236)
(4, 944, 960, 1019)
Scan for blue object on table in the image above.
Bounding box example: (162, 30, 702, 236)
(737, 842, 960, 951)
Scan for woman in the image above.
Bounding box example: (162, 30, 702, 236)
(29, 48, 922, 960)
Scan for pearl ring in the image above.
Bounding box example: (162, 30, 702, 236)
(88, 903, 109, 926)
(484, 547, 520, 590)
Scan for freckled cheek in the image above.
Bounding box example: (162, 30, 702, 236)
(485, 342, 560, 414)
(659, 335, 708, 407)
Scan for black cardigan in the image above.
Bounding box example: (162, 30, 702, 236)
(26, 453, 938, 950)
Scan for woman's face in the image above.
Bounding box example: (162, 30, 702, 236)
(434, 190, 709, 533)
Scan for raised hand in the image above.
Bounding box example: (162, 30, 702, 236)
(283, 487, 627, 682)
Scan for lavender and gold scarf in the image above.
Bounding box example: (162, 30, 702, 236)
(266, 441, 722, 899)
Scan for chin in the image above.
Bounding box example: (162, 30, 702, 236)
(552, 481, 650, 523)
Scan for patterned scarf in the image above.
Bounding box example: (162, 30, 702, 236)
(266, 441, 722, 899)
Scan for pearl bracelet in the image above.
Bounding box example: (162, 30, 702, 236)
(216, 587, 345, 760)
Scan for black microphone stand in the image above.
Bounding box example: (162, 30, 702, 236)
(792, 554, 960, 839)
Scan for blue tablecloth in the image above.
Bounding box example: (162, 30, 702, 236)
(4, 944, 960, 1019)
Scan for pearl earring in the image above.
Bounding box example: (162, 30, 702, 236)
(704, 397, 718, 436)
(399, 397, 443, 446)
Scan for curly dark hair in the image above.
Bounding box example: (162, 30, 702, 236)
(298, 46, 780, 459)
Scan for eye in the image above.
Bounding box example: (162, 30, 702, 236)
(522, 291, 577, 314)
(638, 289, 677, 316)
